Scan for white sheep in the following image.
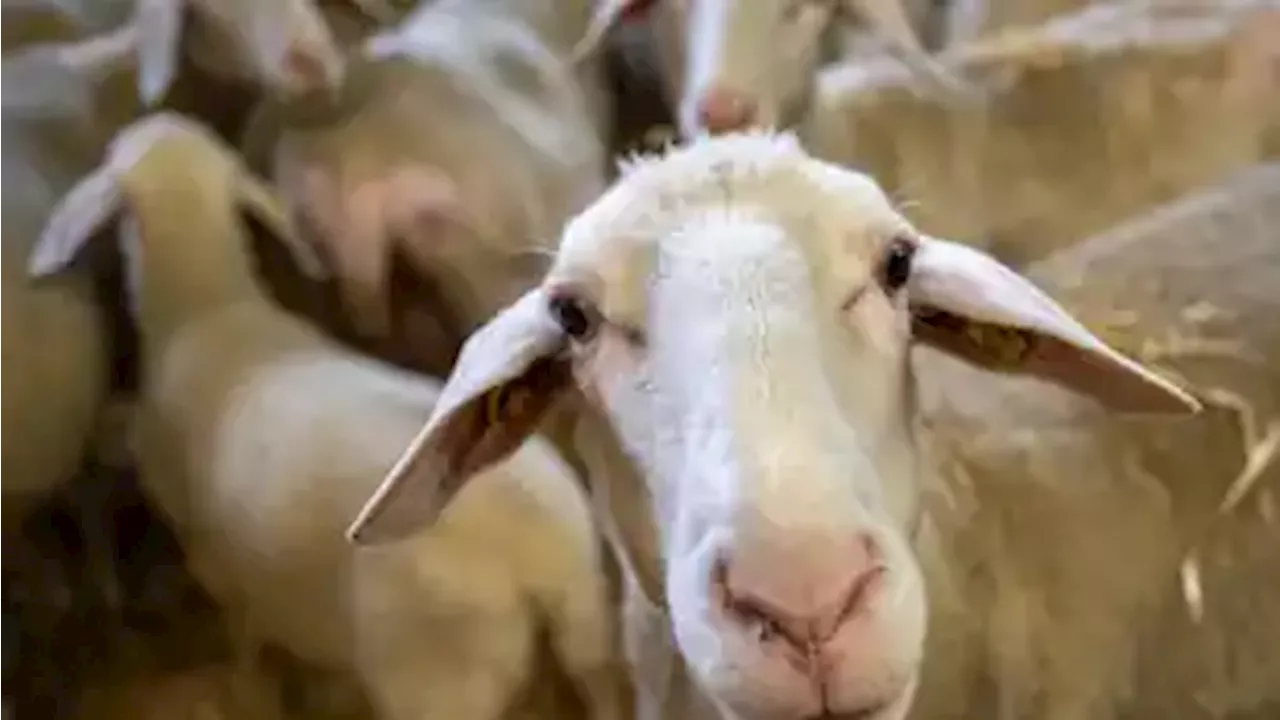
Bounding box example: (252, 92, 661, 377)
(341, 132, 1280, 720)
(573, 0, 969, 140)
(244, 0, 611, 377)
(28, 112, 627, 720)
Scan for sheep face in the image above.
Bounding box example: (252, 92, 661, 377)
(555, 134, 930, 720)
(580, 0, 950, 140)
(658, 0, 836, 138)
(347, 131, 1199, 719)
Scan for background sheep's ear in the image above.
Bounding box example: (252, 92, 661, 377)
(571, 0, 653, 64)
(235, 170, 329, 280)
(907, 237, 1201, 414)
(134, 0, 185, 106)
(347, 289, 572, 545)
(843, 0, 977, 102)
(29, 167, 123, 276)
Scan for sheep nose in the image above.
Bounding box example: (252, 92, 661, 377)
(695, 86, 757, 134)
(715, 533, 886, 649)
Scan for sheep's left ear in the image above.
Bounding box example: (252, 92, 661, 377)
(29, 165, 124, 277)
(906, 236, 1201, 414)
(133, 0, 185, 106)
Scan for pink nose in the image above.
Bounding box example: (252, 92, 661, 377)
(696, 87, 757, 134)
(715, 533, 886, 651)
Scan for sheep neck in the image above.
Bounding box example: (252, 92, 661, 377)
(126, 197, 268, 349)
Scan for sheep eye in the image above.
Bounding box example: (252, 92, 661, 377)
(880, 236, 916, 293)
(548, 294, 597, 340)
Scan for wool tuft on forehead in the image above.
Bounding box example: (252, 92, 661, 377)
(614, 129, 807, 184)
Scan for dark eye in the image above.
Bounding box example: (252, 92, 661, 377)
(880, 236, 916, 292)
(548, 294, 597, 340)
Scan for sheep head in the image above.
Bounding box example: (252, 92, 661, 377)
(576, 0, 972, 139)
(347, 131, 1198, 720)
(28, 112, 325, 318)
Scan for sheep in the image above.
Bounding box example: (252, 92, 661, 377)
(243, 0, 611, 378)
(2, 30, 142, 591)
(803, 0, 1280, 267)
(27, 112, 627, 720)
(337, 131, 1280, 720)
(573, 0, 971, 140)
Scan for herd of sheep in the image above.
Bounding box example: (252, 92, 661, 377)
(2, 0, 1278, 719)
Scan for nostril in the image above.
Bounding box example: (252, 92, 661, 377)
(715, 533, 889, 647)
(695, 87, 757, 134)
(714, 558, 800, 647)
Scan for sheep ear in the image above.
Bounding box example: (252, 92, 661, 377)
(29, 167, 123, 276)
(347, 289, 573, 545)
(907, 236, 1201, 414)
(134, 0, 185, 106)
(234, 169, 329, 280)
(571, 0, 654, 64)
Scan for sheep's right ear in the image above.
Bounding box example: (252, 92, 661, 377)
(29, 167, 123, 277)
(134, 0, 186, 106)
(571, 0, 656, 65)
(234, 168, 329, 281)
(347, 289, 573, 545)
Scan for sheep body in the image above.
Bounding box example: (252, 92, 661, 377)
(805, 0, 1280, 267)
(31, 114, 624, 720)
(907, 161, 1280, 719)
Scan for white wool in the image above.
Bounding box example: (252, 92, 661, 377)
(367, 3, 595, 173)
